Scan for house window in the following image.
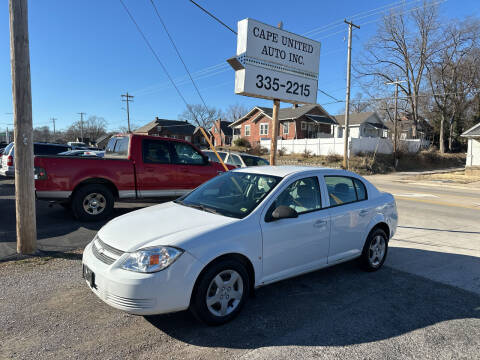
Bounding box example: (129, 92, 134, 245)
(260, 123, 269, 136)
(283, 122, 289, 135)
(301, 122, 307, 130)
(245, 125, 251, 136)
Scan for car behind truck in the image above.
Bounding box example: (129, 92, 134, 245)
(34, 134, 231, 221)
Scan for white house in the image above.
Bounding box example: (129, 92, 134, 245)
(334, 112, 389, 139)
(461, 122, 480, 172)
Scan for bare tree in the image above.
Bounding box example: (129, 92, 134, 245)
(225, 103, 248, 123)
(178, 104, 223, 129)
(65, 115, 107, 142)
(33, 126, 51, 142)
(350, 93, 373, 113)
(356, 1, 441, 138)
(426, 19, 480, 152)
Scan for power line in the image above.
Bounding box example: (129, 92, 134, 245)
(133, 0, 417, 97)
(317, 89, 341, 102)
(118, 0, 191, 109)
(188, 0, 237, 35)
(120, 0, 228, 169)
(149, 0, 223, 136)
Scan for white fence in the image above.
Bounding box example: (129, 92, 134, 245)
(260, 137, 429, 156)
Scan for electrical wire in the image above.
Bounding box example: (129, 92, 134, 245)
(189, 0, 237, 35)
(149, 0, 222, 135)
(134, 0, 424, 96)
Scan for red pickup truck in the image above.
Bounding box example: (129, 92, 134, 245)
(34, 134, 231, 221)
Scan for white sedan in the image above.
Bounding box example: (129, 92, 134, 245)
(82, 166, 398, 325)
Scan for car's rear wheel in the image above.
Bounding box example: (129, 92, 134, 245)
(360, 228, 388, 271)
(190, 259, 250, 325)
(71, 184, 114, 221)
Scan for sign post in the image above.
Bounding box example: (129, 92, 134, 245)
(227, 18, 321, 164)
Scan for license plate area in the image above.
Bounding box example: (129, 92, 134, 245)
(82, 264, 96, 289)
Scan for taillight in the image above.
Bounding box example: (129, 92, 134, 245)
(6, 155, 13, 166)
(34, 167, 48, 180)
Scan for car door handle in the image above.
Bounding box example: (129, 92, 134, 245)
(146, 168, 155, 172)
(359, 210, 369, 216)
(313, 220, 327, 228)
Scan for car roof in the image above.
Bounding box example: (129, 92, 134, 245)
(232, 165, 339, 177)
(203, 150, 262, 157)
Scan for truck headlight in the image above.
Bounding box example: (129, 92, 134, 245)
(121, 247, 183, 273)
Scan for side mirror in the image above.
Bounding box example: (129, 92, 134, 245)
(271, 205, 298, 220)
(202, 155, 209, 165)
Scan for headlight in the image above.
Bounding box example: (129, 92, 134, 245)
(121, 247, 183, 273)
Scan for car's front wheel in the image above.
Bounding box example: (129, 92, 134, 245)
(360, 228, 388, 271)
(190, 258, 250, 325)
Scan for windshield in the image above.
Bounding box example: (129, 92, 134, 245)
(240, 155, 269, 167)
(175, 171, 282, 218)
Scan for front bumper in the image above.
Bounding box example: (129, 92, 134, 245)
(82, 241, 203, 315)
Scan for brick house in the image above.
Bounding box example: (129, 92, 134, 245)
(229, 104, 337, 146)
(134, 117, 211, 147)
(210, 119, 233, 146)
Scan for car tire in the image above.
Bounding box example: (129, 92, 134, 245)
(359, 228, 388, 272)
(190, 258, 250, 325)
(71, 184, 114, 221)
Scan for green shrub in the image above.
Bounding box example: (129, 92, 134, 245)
(233, 137, 250, 148)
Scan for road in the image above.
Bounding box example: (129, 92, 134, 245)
(1, 172, 479, 359)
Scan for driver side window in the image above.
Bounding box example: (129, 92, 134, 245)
(171, 142, 204, 165)
(270, 177, 322, 215)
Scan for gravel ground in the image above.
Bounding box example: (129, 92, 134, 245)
(1, 252, 479, 360)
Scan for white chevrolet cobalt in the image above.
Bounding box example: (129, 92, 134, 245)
(82, 166, 398, 325)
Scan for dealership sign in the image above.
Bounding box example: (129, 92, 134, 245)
(228, 18, 320, 104)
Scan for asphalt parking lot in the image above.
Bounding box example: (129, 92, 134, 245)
(1, 174, 480, 359)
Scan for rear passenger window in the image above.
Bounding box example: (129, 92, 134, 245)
(353, 178, 367, 201)
(325, 176, 357, 206)
(142, 140, 171, 164)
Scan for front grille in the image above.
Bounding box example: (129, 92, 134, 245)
(106, 293, 155, 310)
(92, 236, 124, 265)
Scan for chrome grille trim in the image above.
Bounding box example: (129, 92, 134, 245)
(91, 236, 124, 265)
(96, 237, 124, 256)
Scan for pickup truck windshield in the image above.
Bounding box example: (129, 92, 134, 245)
(175, 172, 282, 218)
(105, 136, 129, 158)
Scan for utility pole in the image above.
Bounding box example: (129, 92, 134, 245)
(9, 0, 37, 254)
(385, 79, 406, 168)
(121, 92, 134, 132)
(342, 19, 360, 170)
(269, 22, 283, 166)
(77, 112, 86, 142)
(51, 117, 56, 137)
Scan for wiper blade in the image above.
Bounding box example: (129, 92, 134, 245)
(182, 202, 218, 214)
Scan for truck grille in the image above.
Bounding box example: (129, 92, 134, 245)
(92, 236, 124, 265)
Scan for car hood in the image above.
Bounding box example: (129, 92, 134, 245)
(98, 202, 238, 252)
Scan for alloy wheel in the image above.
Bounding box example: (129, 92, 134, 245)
(206, 269, 243, 317)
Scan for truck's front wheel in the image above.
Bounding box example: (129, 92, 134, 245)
(71, 184, 114, 221)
